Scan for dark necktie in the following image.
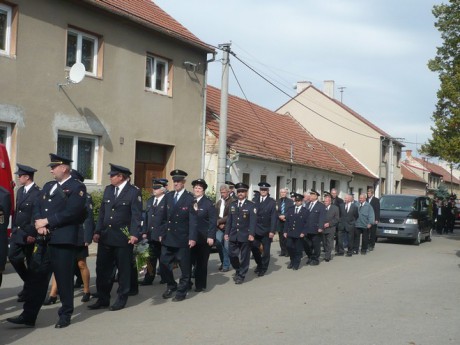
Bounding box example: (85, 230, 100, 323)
(174, 193, 178, 205)
(115, 186, 119, 198)
(309, 203, 313, 211)
(153, 198, 158, 207)
(296, 206, 300, 214)
(238, 201, 242, 209)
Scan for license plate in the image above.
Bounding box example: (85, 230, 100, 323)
(384, 230, 398, 234)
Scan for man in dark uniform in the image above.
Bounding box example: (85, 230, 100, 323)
(337, 194, 359, 256)
(224, 182, 256, 284)
(0, 185, 11, 288)
(160, 169, 196, 302)
(215, 184, 234, 272)
(283, 193, 307, 270)
(8, 164, 40, 300)
(139, 178, 168, 285)
(226, 180, 236, 199)
(88, 164, 142, 311)
(366, 188, 380, 251)
(7, 153, 86, 328)
(304, 189, 326, 266)
(322, 192, 340, 262)
(251, 182, 277, 277)
(276, 187, 294, 257)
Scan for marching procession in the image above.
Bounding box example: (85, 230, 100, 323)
(1, 153, 380, 329)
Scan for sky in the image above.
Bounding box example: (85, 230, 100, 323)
(155, 0, 444, 157)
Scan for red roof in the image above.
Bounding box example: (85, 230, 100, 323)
(206, 86, 375, 179)
(401, 163, 426, 183)
(413, 157, 460, 185)
(82, 0, 213, 52)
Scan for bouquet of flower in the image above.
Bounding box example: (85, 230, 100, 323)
(121, 226, 151, 274)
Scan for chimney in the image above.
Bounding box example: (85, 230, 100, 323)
(406, 150, 412, 160)
(296, 81, 311, 94)
(323, 80, 335, 98)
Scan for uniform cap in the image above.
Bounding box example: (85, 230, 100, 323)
(258, 182, 271, 189)
(152, 178, 167, 189)
(70, 169, 85, 182)
(191, 178, 208, 190)
(234, 182, 249, 191)
(170, 169, 188, 181)
(225, 180, 235, 187)
(309, 189, 320, 196)
(48, 153, 73, 167)
(15, 163, 37, 176)
(108, 163, 132, 176)
(294, 193, 304, 201)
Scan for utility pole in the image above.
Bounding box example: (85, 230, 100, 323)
(217, 43, 231, 189)
(387, 138, 394, 194)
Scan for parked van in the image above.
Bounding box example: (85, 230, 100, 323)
(377, 194, 432, 245)
(0, 144, 15, 237)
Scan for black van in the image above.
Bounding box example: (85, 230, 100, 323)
(377, 194, 433, 245)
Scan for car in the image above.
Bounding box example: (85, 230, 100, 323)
(377, 194, 432, 245)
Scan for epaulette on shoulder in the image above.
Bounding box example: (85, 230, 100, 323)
(133, 185, 140, 190)
(246, 200, 255, 204)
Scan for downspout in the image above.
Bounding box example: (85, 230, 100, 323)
(200, 52, 217, 178)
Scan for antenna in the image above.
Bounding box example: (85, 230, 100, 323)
(338, 86, 346, 103)
(57, 62, 86, 89)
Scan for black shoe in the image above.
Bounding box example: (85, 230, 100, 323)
(353, 251, 359, 255)
(361, 251, 367, 255)
(43, 296, 58, 305)
(128, 290, 138, 296)
(17, 295, 26, 303)
(257, 270, 266, 277)
(306, 259, 313, 265)
(139, 280, 153, 286)
(325, 259, 330, 262)
(109, 300, 126, 311)
(221, 267, 231, 272)
(287, 263, 293, 269)
(81, 293, 91, 302)
(218, 264, 223, 271)
(346, 253, 353, 257)
(279, 252, 286, 257)
(254, 267, 261, 274)
(234, 278, 244, 284)
(292, 266, 299, 270)
(159, 280, 167, 284)
(7, 315, 35, 327)
(336, 253, 344, 256)
(55, 317, 71, 328)
(87, 300, 109, 310)
(17, 289, 25, 298)
(172, 295, 186, 302)
(284, 254, 290, 257)
(368, 246, 374, 251)
(310, 260, 319, 266)
(162, 288, 177, 299)
(194, 287, 205, 292)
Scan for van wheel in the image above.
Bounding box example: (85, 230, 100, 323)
(413, 231, 421, 246)
(425, 229, 432, 242)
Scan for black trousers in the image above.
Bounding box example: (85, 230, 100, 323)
(228, 240, 251, 280)
(322, 231, 334, 260)
(142, 240, 162, 283)
(304, 234, 321, 262)
(8, 242, 34, 282)
(251, 234, 272, 271)
(160, 245, 191, 297)
(368, 224, 377, 248)
(190, 242, 211, 290)
(354, 227, 369, 253)
(23, 244, 75, 322)
(278, 230, 287, 255)
(286, 237, 303, 268)
(95, 244, 133, 304)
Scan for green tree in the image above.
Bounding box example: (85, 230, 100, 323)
(435, 182, 450, 200)
(421, 1, 460, 163)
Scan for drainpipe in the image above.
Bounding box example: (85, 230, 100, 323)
(200, 52, 217, 179)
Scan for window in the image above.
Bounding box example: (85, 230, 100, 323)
(242, 173, 250, 186)
(0, 3, 11, 55)
(0, 122, 12, 155)
(291, 178, 297, 192)
(66, 28, 99, 75)
(321, 182, 324, 195)
(57, 132, 99, 183)
(260, 175, 267, 183)
(145, 54, 170, 94)
(303, 180, 307, 192)
(312, 181, 316, 191)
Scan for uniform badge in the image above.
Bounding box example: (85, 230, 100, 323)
(138, 196, 142, 202)
(79, 191, 84, 197)
(43, 195, 46, 200)
(89, 204, 93, 210)
(254, 208, 257, 214)
(275, 204, 279, 211)
(230, 206, 236, 212)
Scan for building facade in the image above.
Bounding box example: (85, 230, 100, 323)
(0, 0, 213, 190)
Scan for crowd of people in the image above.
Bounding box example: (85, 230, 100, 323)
(2, 154, 383, 329)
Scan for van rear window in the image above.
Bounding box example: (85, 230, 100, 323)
(380, 196, 416, 211)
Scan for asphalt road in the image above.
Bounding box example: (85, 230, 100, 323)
(1, 233, 459, 345)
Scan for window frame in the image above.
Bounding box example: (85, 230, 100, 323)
(0, 3, 12, 56)
(145, 53, 171, 95)
(57, 131, 99, 184)
(66, 27, 99, 77)
(0, 121, 12, 156)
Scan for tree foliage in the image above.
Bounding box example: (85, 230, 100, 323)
(421, 1, 460, 163)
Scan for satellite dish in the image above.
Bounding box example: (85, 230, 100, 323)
(68, 62, 86, 84)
